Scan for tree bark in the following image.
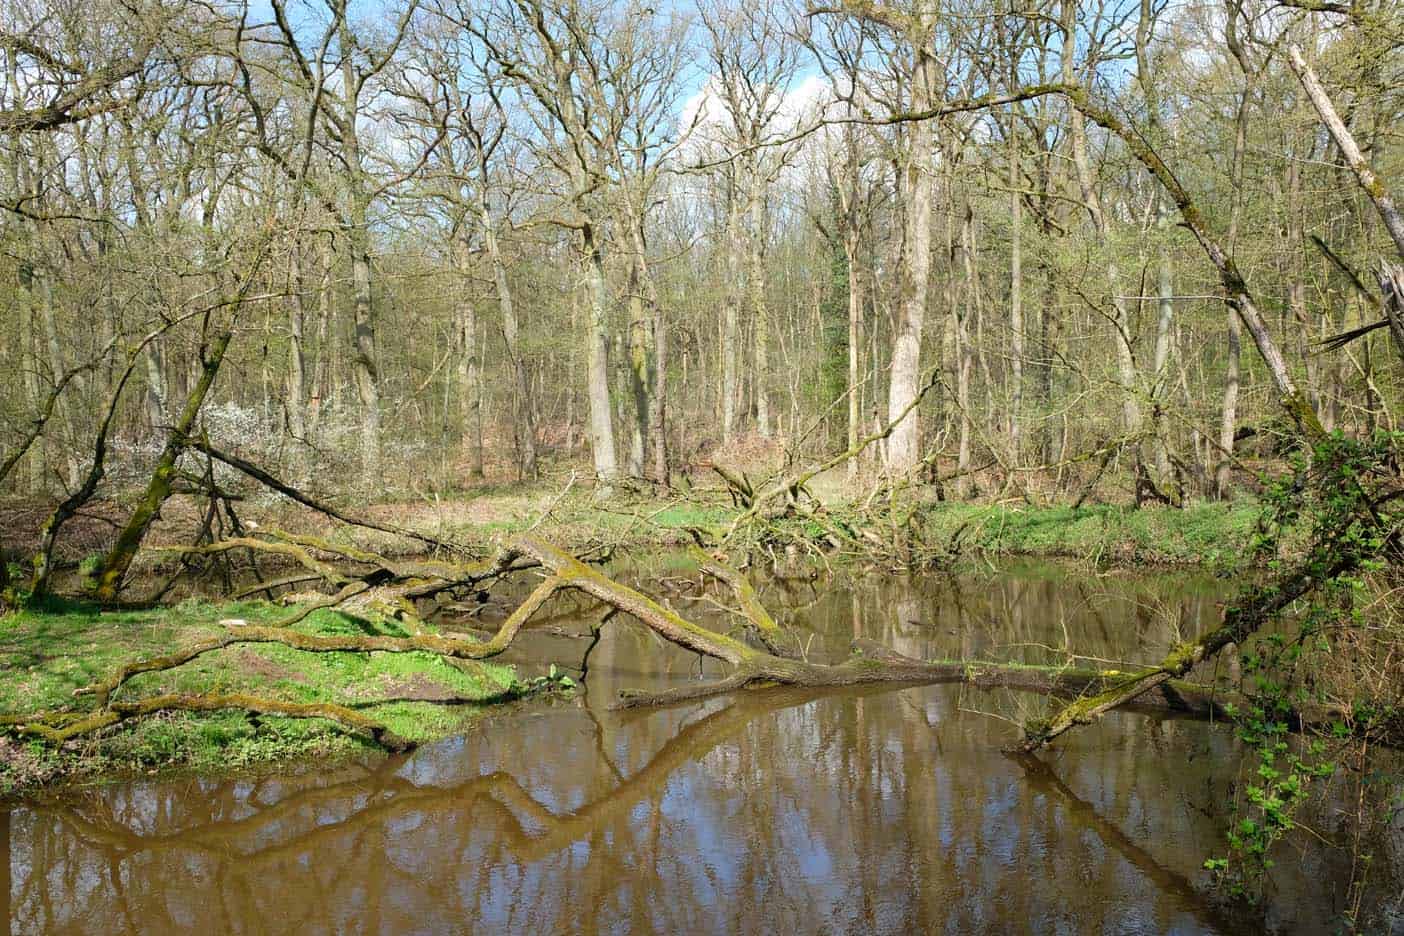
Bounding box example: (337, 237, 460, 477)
(886, 21, 938, 476)
(95, 330, 233, 599)
(722, 182, 743, 443)
(583, 221, 620, 485)
(749, 187, 771, 438)
(286, 240, 309, 443)
(1287, 44, 1404, 261)
(652, 300, 669, 485)
(1151, 200, 1175, 485)
(453, 237, 485, 482)
(481, 198, 536, 478)
(338, 27, 382, 488)
(846, 231, 864, 479)
(346, 190, 382, 486)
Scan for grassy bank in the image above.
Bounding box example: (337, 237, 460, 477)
(279, 485, 1264, 569)
(0, 596, 521, 798)
(915, 501, 1263, 567)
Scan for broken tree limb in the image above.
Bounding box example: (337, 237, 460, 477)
(507, 537, 1276, 719)
(10, 531, 1389, 759)
(720, 369, 942, 542)
(1016, 553, 1357, 753)
(185, 439, 469, 554)
(95, 329, 232, 600)
(690, 547, 795, 657)
(159, 530, 537, 605)
(1286, 44, 1404, 262)
(705, 462, 754, 507)
(156, 535, 358, 587)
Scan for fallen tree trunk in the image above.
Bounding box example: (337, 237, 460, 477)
(1017, 554, 1357, 754)
(510, 538, 1371, 742)
(7, 530, 1389, 757)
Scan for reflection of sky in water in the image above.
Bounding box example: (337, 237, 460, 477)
(3, 562, 1400, 935)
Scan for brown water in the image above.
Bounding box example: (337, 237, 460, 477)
(4, 561, 1402, 935)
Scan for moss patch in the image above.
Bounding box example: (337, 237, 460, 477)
(0, 596, 519, 797)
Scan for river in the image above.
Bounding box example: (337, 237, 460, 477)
(3, 560, 1401, 934)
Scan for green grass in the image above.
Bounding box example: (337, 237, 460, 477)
(0, 596, 520, 796)
(917, 500, 1263, 567)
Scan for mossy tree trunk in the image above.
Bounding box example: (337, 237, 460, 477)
(94, 330, 232, 600)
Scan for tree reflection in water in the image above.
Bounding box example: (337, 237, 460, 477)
(4, 562, 1400, 934)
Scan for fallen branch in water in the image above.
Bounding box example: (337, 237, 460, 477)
(1015, 559, 1353, 754)
(8, 520, 1389, 758)
(506, 538, 1327, 730)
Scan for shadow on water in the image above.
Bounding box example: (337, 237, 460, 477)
(3, 560, 1400, 934)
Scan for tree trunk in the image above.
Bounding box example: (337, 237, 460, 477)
(286, 241, 309, 443)
(1216, 310, 1241, 499)
(17, 261, 45, 493)
(1151, 199, 1175, 485)
(453, 238, 485, 482)
(143, 341, 168, 432)
(308, 236, 333, 440)
(481, 204, 536, 478)
(886, 26, 937, 476)
(722, 185, 742, 443)
(846, 232, 863, 479)
(956, 207, 977, 494)
(338, 34, 381, 487)
(749, 189, 771, 439)
(626, 253, 652, 478)
(1008, 128, 1024, 466)
(652, 297, 669, 485)
(95, 330, 233, 599)
(346, 192, 382, 487)
(583, 222, 619, 485)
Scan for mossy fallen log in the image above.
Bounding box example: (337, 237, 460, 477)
(0, 693, 411, 751)
(7, 532, 1386, 762)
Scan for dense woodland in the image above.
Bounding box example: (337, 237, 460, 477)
(2, 0, 1401, 507)
(3, 2, 1404, 920)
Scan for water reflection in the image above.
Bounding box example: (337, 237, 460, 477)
(3, 562, 1399, 935)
